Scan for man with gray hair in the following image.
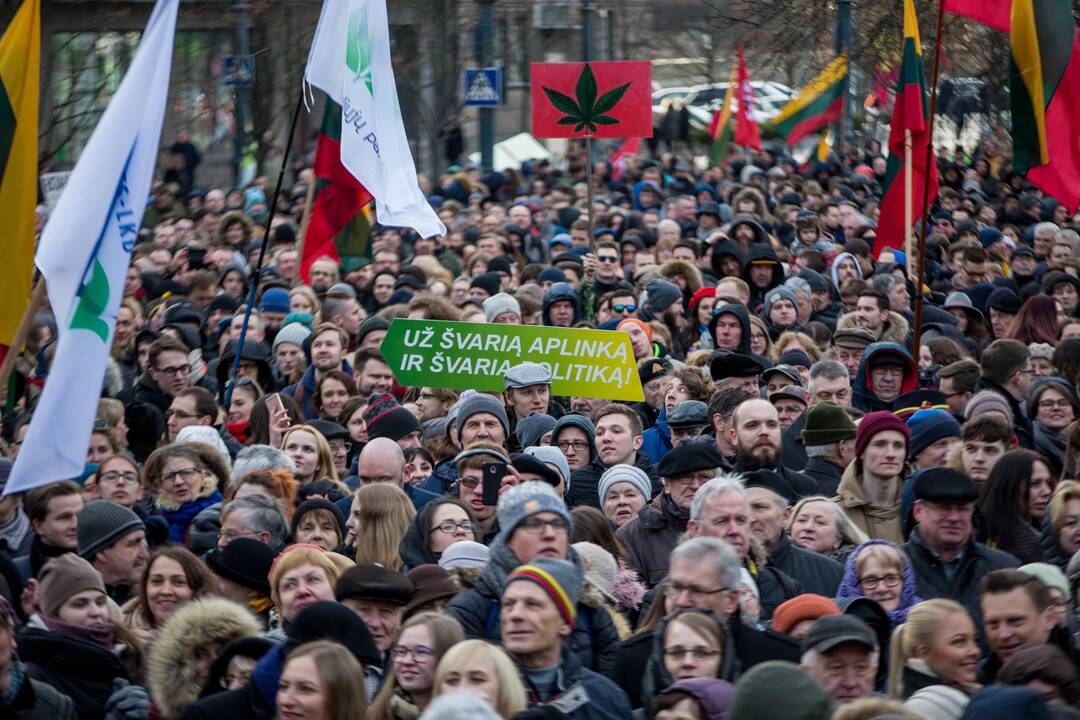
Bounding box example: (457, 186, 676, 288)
(781, 359, 853, 471)
(1033, 221, 1059, 260)
(784, 276, 813, 326)
(612, 533, 800, 709)
(799, 402, 857, 495)
(799, 615, 879, 705)
(217, 494, 289, 551)
(229, 444, 296, 488)
(870, 273, 911, 315)
(687, 474, 802, 618)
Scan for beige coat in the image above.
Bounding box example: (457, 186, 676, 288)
(834, 463, 904, 544)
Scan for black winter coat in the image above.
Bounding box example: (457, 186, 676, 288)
(177, 679, 273, 720)
(902, 527, 1018, 632)
(613, 608, 800, 709)
(780, 413, 809, 472)
(567, 453, 661, 509)
(445, 541, 620, 677)
(16, 626, 130, 720)
(766, 532, 844, 598)
(615, 494, 688, 588)
(802, 457, 844, 496)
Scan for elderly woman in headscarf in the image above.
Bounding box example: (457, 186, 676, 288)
(836, 539, 922, 627)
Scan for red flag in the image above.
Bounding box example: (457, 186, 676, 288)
(531, 61, 652, 139)
(734, 45, 761, 150)
(875, 0, 938, 259)
(610, 137, 640, 181)
(942, 0, 1011, 31)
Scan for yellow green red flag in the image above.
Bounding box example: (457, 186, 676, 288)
(0, 0, 40, 347)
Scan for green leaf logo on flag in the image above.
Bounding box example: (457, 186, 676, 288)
(70, 258, 110, 342)
(542, 63, 630, 134)
(345, 6, 374, 95)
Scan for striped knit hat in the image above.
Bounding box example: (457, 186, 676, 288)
(504, 557, 581, 625)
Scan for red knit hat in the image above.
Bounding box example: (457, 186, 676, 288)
(688, 286, 717, 315)
(854, 410, 911, 457)
(772, 594, 840, 635)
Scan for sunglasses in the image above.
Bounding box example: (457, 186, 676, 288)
(612, 304, 637, 313)
(597, 255, 619, 264)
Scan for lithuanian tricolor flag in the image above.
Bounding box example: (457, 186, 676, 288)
(1010, 0, 1080, 211)
(874, 0, 937, 259)
(0, 0, 39, 349)
(771, 56, 847, 146)
(707, 65, 738, 167)
(300, 97, 375, 282)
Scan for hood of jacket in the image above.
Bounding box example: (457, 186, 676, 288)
(851, 341, 918, 412)
(836, 309, 910, 346)
(835, 539, 922, 625)
(399, 501, 443, 569)
(731, 187, 768, 218)
(216, 339, 276, 396)
(542, 282, 581, 326)
(741, 242, 784, 292)
(710, 238, 746, 277)
(707, 302, 752, 354)
(552, 413, 597, 463)
(148, 597, 263, 719)
(642, 608, 739, 713)
(829, 252, 864, 290)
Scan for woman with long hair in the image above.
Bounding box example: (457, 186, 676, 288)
(977, 449, 1056, 564)
(367, 612, 464, 719)
(887, 599, 981, 700)
(350, 483, 416, 570)
(143, 442, 228, 544)
(432, 640, 527, 719)
(224, 379, 263, 444)
(278, 640, 368, 720)
(281, 425, 346, 491)
(1006, 295, 1060, 345)
(121, 545, 215, 643)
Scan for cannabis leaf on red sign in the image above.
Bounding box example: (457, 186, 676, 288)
(541, 63, 631, 135)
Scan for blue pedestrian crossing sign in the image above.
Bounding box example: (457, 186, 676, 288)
(464, 68, 502, 106)
(223, 55, 255, 87)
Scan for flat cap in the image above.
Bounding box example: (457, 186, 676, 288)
(912, 467, 977, 503)
(832, 326, 877, 350)
(504, 361, 553, 389)
(667, 400, 710, 428)
(768, 385, 808, 406)
(743, 469, 797, 504)
(657, 443, 726, 478)
(762, 364, 802, 387)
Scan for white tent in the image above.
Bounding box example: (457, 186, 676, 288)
(468, 132, 552, 172)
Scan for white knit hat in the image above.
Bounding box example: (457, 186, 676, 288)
(573, 542, 618, 603)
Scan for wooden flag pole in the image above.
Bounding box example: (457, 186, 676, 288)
(585, 135, 595, 240)
(912, 0, 947, 363)
(904, 129, 914, 283)
(0, 278, 47, 405)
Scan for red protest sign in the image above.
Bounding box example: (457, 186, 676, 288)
(531, 61, 652, 139)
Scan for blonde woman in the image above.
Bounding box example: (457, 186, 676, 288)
(268, 545, 343, 634)
(281, 425, 347, 492)
(349, 483, 416, 570)
(289, 285, 321, 318)
(433, 640, 527, 719)
(888, 599, 981, 701)
(367, 612, 464, 719)
(786, 495, 869, 566)
(278, 641, 368, 720)
(771, 330, 823, 363)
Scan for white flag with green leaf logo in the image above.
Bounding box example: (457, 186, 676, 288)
(305, 0, 446, 239)
(4, 0, 178, 496)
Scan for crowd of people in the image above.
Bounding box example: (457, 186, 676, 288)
(3, 129, 1080, 720)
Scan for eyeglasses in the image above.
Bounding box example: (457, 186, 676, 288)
(328, 440, 350, 454)
(662, 581, 729, 601)
(431, 520, 475, 534)
(516, 517, 569, 533)
(662, 646, 721, 661)
(556, 440, 590, 452)
(391, 645, 435, 661)
(219, 528, 260, 543)
(98, 470, 138, 485)
(162, 467, 201, 485)
(1039, 398, 1072, 409)
(611, 304, 637, 313)
(156, 364, 188, 377)
(1014, 368, 1036, 377)
(858, 573, 902, 590)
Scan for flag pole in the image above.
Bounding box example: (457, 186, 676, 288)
(294, 176, 317, 288)
(224, 87, 306, 412)
(904, 129, 914, 284)
(585, 135, 594, 240)
(0, 278, 46, 403)
(912, 0, 946, 363)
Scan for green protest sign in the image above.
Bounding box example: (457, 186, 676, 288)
(379, 319, 644, 402)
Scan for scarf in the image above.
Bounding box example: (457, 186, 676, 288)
(0, 508, 29, 553)
(226, 420, 251, 444)
(835, 539, 922, 626)
(161, 491, 223, 543)
(0, 660, 25, 706)
(248, 596, 274, 616)
(42, 614, 117, 649)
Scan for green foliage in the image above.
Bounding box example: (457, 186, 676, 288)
(542, 63, 631, 134)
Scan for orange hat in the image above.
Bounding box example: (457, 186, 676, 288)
(616, 318, 653, 341)
(771, 594, 841, 636)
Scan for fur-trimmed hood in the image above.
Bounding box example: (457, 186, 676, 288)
(835, 309, 910, 347)
(447, 565, 484, 592)
(658, 258, 704, 299)
(148, 597, 262, 719)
